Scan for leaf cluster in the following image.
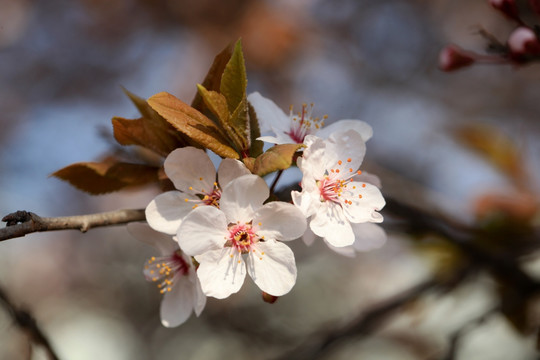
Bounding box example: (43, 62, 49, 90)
(53, 40, 301, 194)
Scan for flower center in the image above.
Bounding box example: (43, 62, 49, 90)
(318, 175, 348, 203)
(316, 160, 363, 205)
(185, 182, 222, 209)
(285, 103, 327, 143)
(145, 251, 189, 294)
(202, 187, 221, 207)
(227, 223, 258, 254)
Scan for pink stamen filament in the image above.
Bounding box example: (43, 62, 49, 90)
(145, 251, 189, 294)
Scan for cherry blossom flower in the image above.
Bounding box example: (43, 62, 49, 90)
(127, 222, 206, 327)
(177, 174, 307, 299)
(145, 147, 251, 235)
(247, 91, 373, 145)
(292, 129, 385, 248)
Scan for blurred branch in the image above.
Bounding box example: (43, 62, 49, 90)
(0, 209, 146, 241)
(442, 306, 499, 360)
(385, 197, 540, 294)
(273, 275, 457, 360)
(0, 285, 60, 360)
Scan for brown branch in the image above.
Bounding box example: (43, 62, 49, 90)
(273, 277, 442, 360)
(0, 209, 146, 241)
(442, 306, 499, 360)
(0, 285, 60, 360)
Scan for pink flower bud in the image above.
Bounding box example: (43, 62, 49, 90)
(489, 0, 521, 22)
(438, 45, 476, 71)
(508, 27, 540, 55)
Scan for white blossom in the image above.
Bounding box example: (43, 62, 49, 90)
(177, 174, 307, 299)
(292, 130, 386, 248)
(127, 223, 206, 327)
(145, 147, 251, 235)
(248, 91, 373, 145)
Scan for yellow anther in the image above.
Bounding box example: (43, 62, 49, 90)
(362, 183, 366, 188)
(184, 198, 189, 202)
(199, 177, 203, 181)
(338, 160, 342, 165)
(188, 186, 193, 190)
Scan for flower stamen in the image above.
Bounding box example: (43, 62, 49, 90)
(145, 251, 189, 294)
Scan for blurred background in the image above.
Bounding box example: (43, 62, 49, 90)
(1, 0, 539, 359)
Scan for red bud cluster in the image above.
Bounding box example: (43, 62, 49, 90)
(440, 0, 540, 71)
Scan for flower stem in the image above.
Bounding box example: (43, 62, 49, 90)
(269, 170, 284, 195)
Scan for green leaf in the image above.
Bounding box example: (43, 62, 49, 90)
(191, 42, 234, 112)
(248, 101, 264, 157)
(229, 97, 250, 151)
(52, 159, 160, 195)
(220, 39, 247, 114)
(253, 144, 304, 177)
(197, 84, 245, 152)
(148, 92, 239, 159)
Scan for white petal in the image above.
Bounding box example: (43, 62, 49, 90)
(316, 119, 373, 142)
(164, 147, 216, 195)
(217, 158, 251, 189)
(127, 222, 177, 255)
(291, 190, 318, 218)
(324, 239, 357, 257)
(160, 274, 194, 327)
(177, 206, 228, 256)
(220, 175, 268, 223)
(300, 135, 327, 179)
(246, 241, 296, 296)
(310, 202, 355, 247)
(351, 223, 387, 251)
(324, 130, 366, 177)
(253, 201, 306, 241)
(353, 171, 382, 189)
(302, 226, 316, 246)
(342, 182, 385, 223)
(186, 265, 207, 317)
(195, 248, 246, 299)
(257, 135, 286, 144)
(248, 92, 290, 133)
(145, 191, 199, 235)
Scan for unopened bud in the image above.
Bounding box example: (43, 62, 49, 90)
(438, 44, 476, 71)
(508, 27, 540, 56)
(262, 291, 279, 304)
(489, 0, 521, 23)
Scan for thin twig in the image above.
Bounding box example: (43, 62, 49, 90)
(0, 209, 146, 241)
(442, 306, 499, 360)
(0, 285, 60, 360)
(269, 170, 284, 195)
(273, 277, 442, 360)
